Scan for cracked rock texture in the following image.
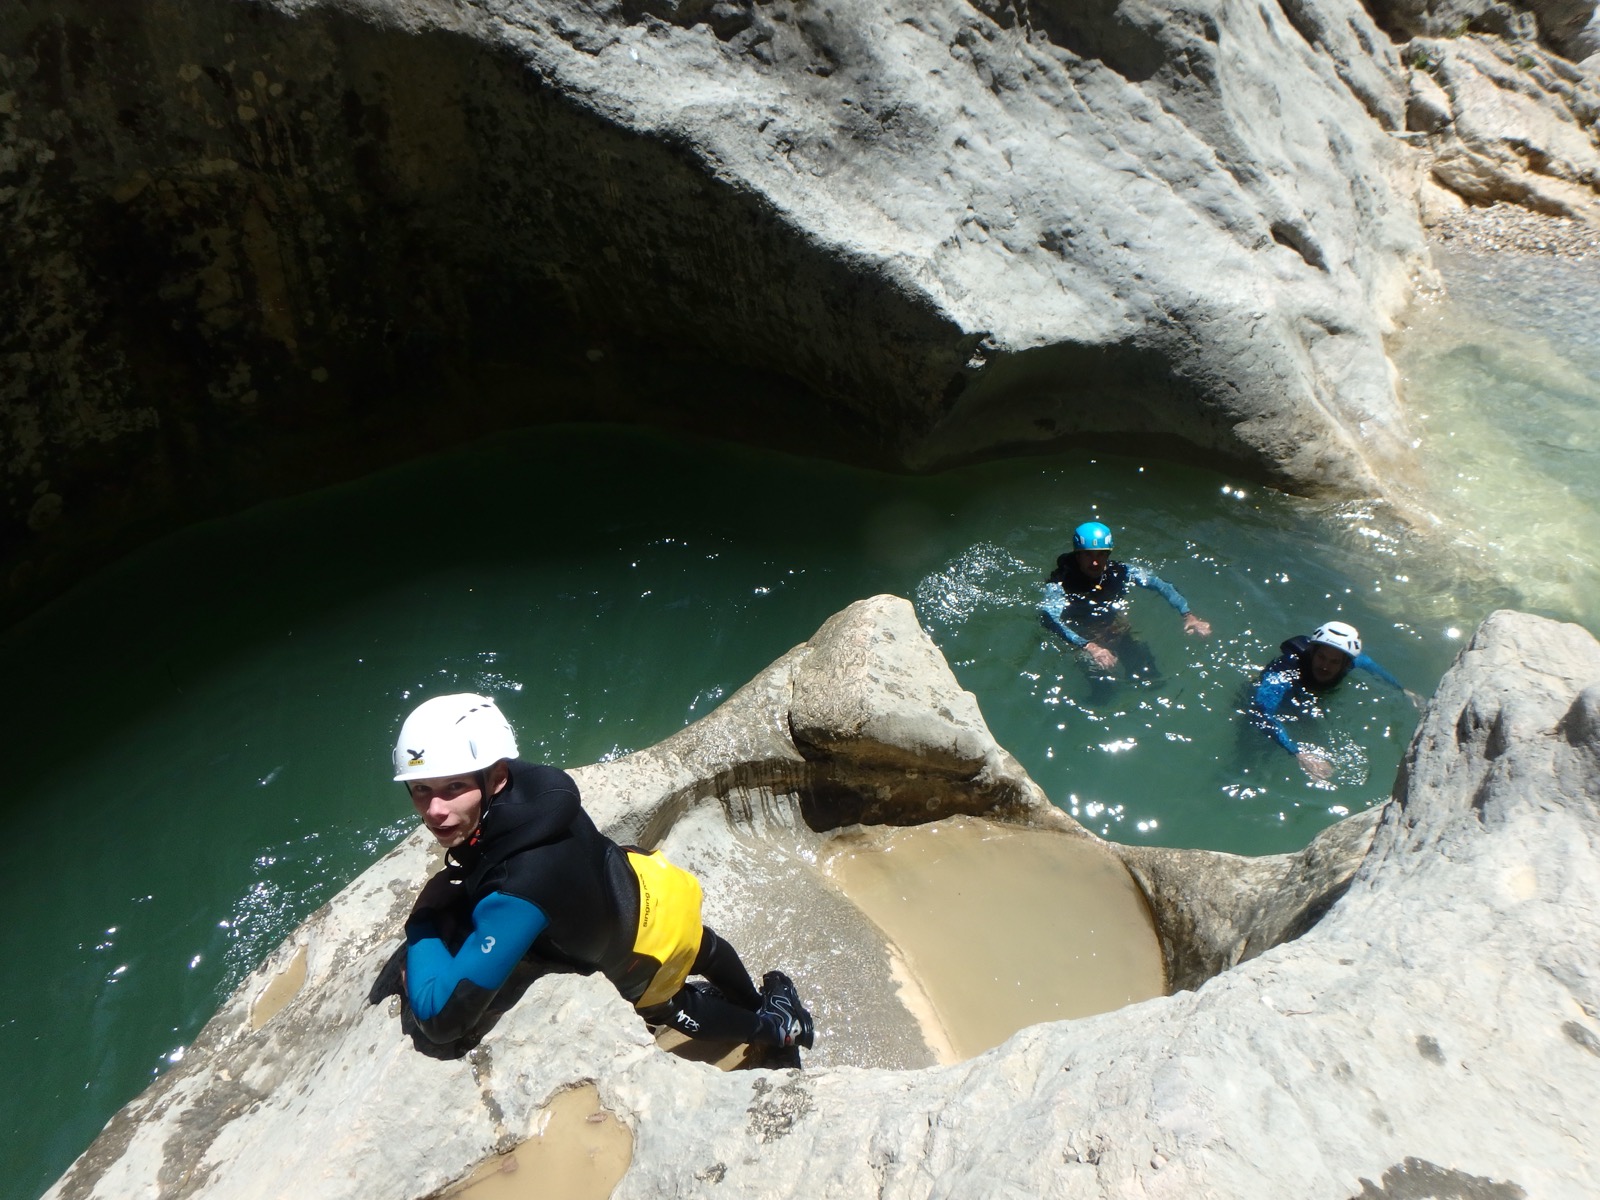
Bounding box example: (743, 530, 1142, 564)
(41, 597, 1600, 1199)
(1403, 30, 1600, 222)
(2, 0, 1438, 623)
(1369, 0, 1600, 63)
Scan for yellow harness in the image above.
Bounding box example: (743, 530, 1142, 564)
(625, 850, 705, 1008)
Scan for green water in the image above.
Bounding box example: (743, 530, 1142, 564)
(5, 249, 1596, 1199)
(1393, 248, 1600, 625)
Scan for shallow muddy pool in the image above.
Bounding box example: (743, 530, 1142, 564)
(820, 816, 1165, 1062)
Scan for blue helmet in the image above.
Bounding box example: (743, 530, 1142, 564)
(1072, 521, 1114, 552)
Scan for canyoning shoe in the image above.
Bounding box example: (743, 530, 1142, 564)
(757, 970, 815, 1050)
(764, 1043, 803, 1071)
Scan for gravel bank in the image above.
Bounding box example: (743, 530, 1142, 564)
(1428, 200, 1600, 259)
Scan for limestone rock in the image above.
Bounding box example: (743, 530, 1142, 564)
(1407, 34, 1600, 221)
(1366, 0, 1599, 55)
(788, 595, 999, 775)
(2, 0, 1430, 625)
(1117, 802, 1385, 992)
(1368, 0, 1535, 41)
(1527, 0, 1600, 60)
(45, 599, 1600, 1198)
(1407, 63, 1457, 132)
(567, 595, 1047, 841)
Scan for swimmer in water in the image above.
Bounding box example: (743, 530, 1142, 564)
(1249, 620, 1422, 780)
(1038, 520, 1211, 680)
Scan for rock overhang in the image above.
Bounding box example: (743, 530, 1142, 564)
(2, 0, 1442, 627)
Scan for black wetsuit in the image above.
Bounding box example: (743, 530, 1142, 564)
(403, 760, 764, 1044)
(1041, 555, 1193, 639)
(1039, 555, 1187, 682)
(1249, 635, 1405, 754)
(1048, 553, 1132, 595)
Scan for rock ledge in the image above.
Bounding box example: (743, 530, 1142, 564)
(44, 599, 1600, 1199)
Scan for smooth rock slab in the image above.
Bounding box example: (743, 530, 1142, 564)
(44, 601, 1600, 1199)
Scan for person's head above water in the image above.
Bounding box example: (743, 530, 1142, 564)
(1306, 620, 1361, 686)
(1072, 520, 1115, 580)
(392, 693, 518, 848)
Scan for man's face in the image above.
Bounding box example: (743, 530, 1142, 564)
(1075, 549, 1110, 580)
(409, 772, 489, 848)
(1308, 645, 1352, 686)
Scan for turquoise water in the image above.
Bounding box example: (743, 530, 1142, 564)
(5, 246, 1596, 1199)
(1392, 248, 1600, 628)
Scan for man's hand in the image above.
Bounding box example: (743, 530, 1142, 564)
(1084, 642, 1117, 671)
(1404, 688, 1425, 712)
(1182, 612, 1212, 637)
(1297, 749, 1334, 781)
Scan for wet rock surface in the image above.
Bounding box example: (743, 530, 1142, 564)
(42, 598, 1600, 1199)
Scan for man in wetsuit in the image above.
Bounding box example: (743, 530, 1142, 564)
(1249, 620, 1419, 780)
(393, 693, 814, 1055)
(1038, 521, 1211, 676)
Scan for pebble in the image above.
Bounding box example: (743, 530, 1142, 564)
(1429, 200, 1600, 260)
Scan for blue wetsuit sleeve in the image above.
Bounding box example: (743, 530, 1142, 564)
(405, 891, 549, 1043)
(1250, 669, 1301, 755)
(1039, 581, 1088, 648)
(1126, 563, 1190, 615)
(1353, 653, 1404, 692)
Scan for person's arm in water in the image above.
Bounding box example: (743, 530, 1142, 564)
(1126, 563, 1211, 636)
(404, 872, 550, 1044)
(1040, 582, 1119, 669)
(1040, 582, 1089, 648)
(1250, 667, 1301, 755)
(1351, 653, 1424, 709)
(1249, 663, 1332, 779)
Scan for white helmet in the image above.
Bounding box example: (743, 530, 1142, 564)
(1310, 620, 1362, 659)
(392, 693, 518, 782)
